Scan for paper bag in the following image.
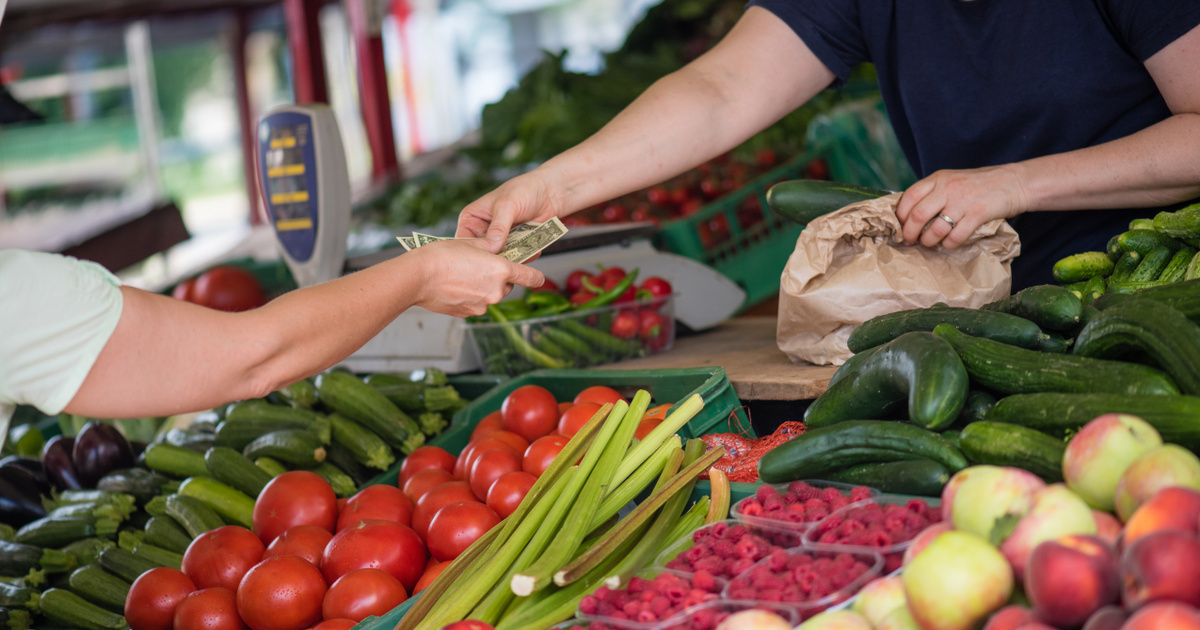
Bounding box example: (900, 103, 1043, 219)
(777, 193, 1021, 366)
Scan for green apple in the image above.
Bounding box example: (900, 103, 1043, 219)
(1062, 413, 1162, 511)
(904, 531, 1014, 630)
(950, 466, 1045, 542)
(997, 483, 1097, 581)
(795, 610, 873, 630)
(1113, 444, 1200, 521)
(851, 575, 907, 626)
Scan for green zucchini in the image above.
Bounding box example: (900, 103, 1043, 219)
(97, 546, 160, 583)
(362, 373, 426, 411)
(959, 421, 1066, 483)
(821, 460, 950, 497)
(57, 539, 114, 568)
(328, 413, 395, 471)
(1130, 246, 1175, 282)
(39, 588, 126, 630)
(847, 306, 1049, 353)
(0, 583, 38, 613)
(316, 372, 424, 453)
(205, 446, 273, 497)
(15, 515, 117, 548)
(0, 539, 75, 578)
(1119, 229, 1184, 256)
(254, 457, 289, 477)
(805, 331, 968, 431)
(986, 392, 1200, 452)
(957, 390, 998, 425)
(1073, 299, 1200, 395)
(764, 179, 890, 225)
(311, 463, 357, 498)
(163, 494, 225, 539)
(275, 379, 318, 409)
(143, 517, 191, 555)
(0, 607, 31, 630)
(143, 443, 209, 479)
(757, 420, 968, 483)
(321, 442, 374, 487)
(1160, 246, 1198, 282)
(223, 400, 332, 444)
(66, 565, 130, 613)
(179, 477, 254, 529)
(130, 542, 182, 570)
(1152, 205, 1200, 239)
(95, 468, 169, 506)
(1053, 252, 1114, 284)
(143, 496, 168, 518)
(242, 430, 326, 468)
(933, 324, 1179, 396)
(981, 285, 1083, 331)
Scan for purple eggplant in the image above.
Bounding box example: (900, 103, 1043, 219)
(0, 456, 50, 498)
(0, 466, 48, 526)
(41, 435, 83, 491)
(72, 422, 134, 488)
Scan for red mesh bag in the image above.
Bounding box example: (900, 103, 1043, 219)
(700, 410, 805, 483)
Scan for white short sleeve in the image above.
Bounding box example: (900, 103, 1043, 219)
(0, 250, 124, 425)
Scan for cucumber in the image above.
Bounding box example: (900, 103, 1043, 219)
(821, 460, 950, 497)
(986, 392, 1200, 451)
(1118, 229, 1184, 256)
(143, 517, 191, 555)
(316, 372, 424, 453)
(758, 420, 968, 483)
(97, 546, 160, 583)
(1130, 246, 1174, 282)
(328, 414, 395, 471)
(205, 446, 273, 497)
(764, 179, 890, 225)
(805, 331, 968, 431)
(164, 494, 225, 538)
(1152, 205, 1200, 239)
(1129, 218, 1157, 231)
(242, 430, 326, 468)
(1109, 251, 1142, 284)
(179, 477, 255, 529)
(827, 344, 883, 389)
(143, 443, 209, 479)
(957, 390, 998, 425)
(39, 588, 126, 630)
(981, 285, 1083, 331)
(1073, 299, 1200, 395)
(1052, 251, 1114, 284)
(66, 565, 130, 613)
(933, 324, 1179, 396)
(1036, 330, 1072, 353)
(1082, 274, 1107, 304)
(847, 306, 1049, 353)
(1160, 246, 1198, 283)
(1187, 251, 1200, 281)
(1107, 280, 1174, 294)
(959, 421, 1066, 483)
(1106, 234, 1123, 261)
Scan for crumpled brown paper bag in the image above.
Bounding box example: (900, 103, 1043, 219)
(777, 192, 1022, 366)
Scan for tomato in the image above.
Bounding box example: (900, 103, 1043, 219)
(415, 560, 450, 593)
(640, 277, 673, 299)
(569, 289, 597, 306)
(610, 310, 638, 339)
(337, 484, 414, 531)
(411, 481, 478, 540)
(337, 497, 348, 512)
(500, 385, 559, 442)
(440, 622, 495, 630)
(262, 525, 332, 567)
(191, 265, 266, 312)
(182, 525, 266, 592)
(125, 567, 197, 630)
(173, 587, 246, 630)
(573, 386, 625, 407)
(459, 436, 519, 477)
(236, 555, 326, 630)
(171, 278, 195, 302)
(532, 277, 561, 293)
(312, 621, 356, 630)
(402, 468, 455, 504)
(399, 446, 457, 487)
(426, 502, 501, 562)
(470, 411, 504, 442)
(468, 448, 522, 500)
(321, 568, 408, 622)
(557, 402, 602, 438)
(253, 471, 338, 545)
(479, 430, 529, 455)
(321, 518, 425, 592)
(595, 267, 626, 288)
(486, 471, 536, 519)
(557, 402, 573, 415)
(565, 270, 593, 295)
(635, 418, 662, 440)
(522, 435, 568, 477)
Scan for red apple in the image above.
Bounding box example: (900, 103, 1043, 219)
(950, 466, 1046, 541)
(1025, 534, 1119, 628)
(1122, 530, 1200, 610)
(851, 575, 906, 627)
(902, 522, 953, 567)
(1121, 602, 1200, 630)
(1113, 445, 1200, 522)
(998, 484, 1096, 581)
(1122, 486, 1200, 548)
(1080, 605, 1127, 630)
(982, 605, 1036, 630)
(1093, 511, 1122, 547)
(1062, 413, 1162, 511)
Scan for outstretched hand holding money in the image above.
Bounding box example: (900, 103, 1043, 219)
(397, 217, 568, 264)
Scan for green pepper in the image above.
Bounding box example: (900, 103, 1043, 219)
(575, 269, 639, 311)
(494, 300, 535, 321)
(525, 291, 571, 316)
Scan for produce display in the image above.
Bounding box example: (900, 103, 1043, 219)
(468, 266, 675, 376)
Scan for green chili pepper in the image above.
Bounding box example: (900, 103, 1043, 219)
(486, 305, 566, 370)
(575, 269, 639, 311)
(525, 291, 572, 316)
(494, 300, 535, 321)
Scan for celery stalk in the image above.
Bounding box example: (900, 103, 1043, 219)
(511, 392, 649, 596)
(587, 436, 680, 533)
(707, 468, 731, 523)
(610, 394, 704, 487)
(661, 497, 709, 558)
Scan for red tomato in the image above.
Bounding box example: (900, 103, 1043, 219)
(468, 448, 522, 500)
(611, 311, 639, 339)
(321, 568, 408, 623)
(411, 481, 478, 540)
(477, 431, 529, 457)
(312, 621, 356, 630)
(500, 385, 559, 442)
(236, 556, 326, 630)
(191, 265, 266, 312)
(262, 525, 332, 567)
(459, 436, 519, 478)
(415, 560, 450, 593)
(638, 309, 666, 338)
(595, 267, 626, 288)
(125, 567, 196, 630)
(399, 446, 457, 487)
(337, 484, 414, 531)
(602, 204, 630, 223)
(573, 386, 625, 407)
(173, 587, 246, 630)
(337, 498, 348, 512)
(253, 471, 338, 545)
(531, 277, 561, 293)
(470, 411, 504, 442)
(486, 471, 536, 519)
(441, 620, 497, 630)
(569, 289, 597, 306)
(557, 402, 602, 438)
(565, 270, 593, 295)
(640, 277, 673, 299)
(171, 278, 195, 302)
(402, 468, 455, 504)
(322, 519, 426, 592)
(635, 419, 662, 440)
(522, 435, 568, 477)
(426, 502, 501, 562)
(557, 402, 573, 415)
(182, 526, 266, 592)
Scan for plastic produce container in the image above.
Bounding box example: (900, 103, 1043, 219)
(801, 495, 944, 573)
(730, 480, 880, 534)
(722, 546, 884, 621)
(654, 519, 804, 581)
(575, 568, 727, 630)
(468, 295, 675, 377)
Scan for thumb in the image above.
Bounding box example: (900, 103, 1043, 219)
(507, 263, 545, 290)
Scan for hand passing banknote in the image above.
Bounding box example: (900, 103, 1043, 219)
(396, 217, 569, 264)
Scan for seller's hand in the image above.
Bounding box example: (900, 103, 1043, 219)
(896, 165, 1030, 248)
(408, 239, 544, 317)
(457, 171, 566, 253)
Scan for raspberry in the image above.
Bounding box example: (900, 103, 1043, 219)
(757, 588, 783, 602)
(785, 511, 807, 524)
(812, 576, 834, 598)
(693, 607, 718, 630)
(637, 610, 657, 624)
(597, 601, 616, 616)
(788, 553, 813, 569)
(821, 487, 843, 503)
(729, 587, 756, 600)
(763, 497, 785, 513)
(872, 531, 894, 547)
(738, 499, 764, 517)
(640, 590, 656, 603)
(757, 484, 780, 503)
(708, 521, 729, 538)
(693, 556, 725, 575)
(682, 545, 706, 565)
(622, 601, 641, 617)
(850, 486, 873, 502)
(782, 586, 805, 602)
(663, 583, 688, 603)
(593, 587, 612, 602)
(580, 595, 600, 615)
(693, 569, 718, 593)
(805, 506, 829, 522)
(627, 576, 646, 593)
(611, 612, 629, 621)
(766, 549, 790, 572)
(795, 567, 817, 593)
(804, 498, 826, 511)
(727, 524, 748, 540)
(713, 540, 738, 560)
(729, 557, 756, 577)
(819, 531, 838, 544)
(752, 571, 786, 591)
(829, 494, 851, 511)
(884, 554, 903, 573)
(788, 481, 814, 497)
(906, 498, 929, 514)
(833, 553, 856, 569)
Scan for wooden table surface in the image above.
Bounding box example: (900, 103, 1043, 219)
(611, 316, 838, 401)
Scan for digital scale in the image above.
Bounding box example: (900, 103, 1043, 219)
(255, 103, 747, 373)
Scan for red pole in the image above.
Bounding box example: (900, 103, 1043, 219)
(283, 0, 329, 104)
(345, 0, 399, 180)
(231, 11, 266, 225)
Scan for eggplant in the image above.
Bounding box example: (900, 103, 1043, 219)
(0, 457, 50, 498)
(41, 435, 83, 492)
(0, 467, 48, 527)
(72, 422, 134, 488)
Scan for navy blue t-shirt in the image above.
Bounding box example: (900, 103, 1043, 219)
(752, 0, 1200, 289)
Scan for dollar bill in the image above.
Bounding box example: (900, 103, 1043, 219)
(412, 232, 452, 247)
(497, 217, 568, 263)
(396, 236, 417, 251)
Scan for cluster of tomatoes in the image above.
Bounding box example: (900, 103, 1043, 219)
(171, 265, 267, 313)
(539, 266, 673, 349)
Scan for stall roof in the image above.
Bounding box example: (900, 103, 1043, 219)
(2, 0, 280, 34)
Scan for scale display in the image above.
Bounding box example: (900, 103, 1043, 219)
(258, 111, 321, 263)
